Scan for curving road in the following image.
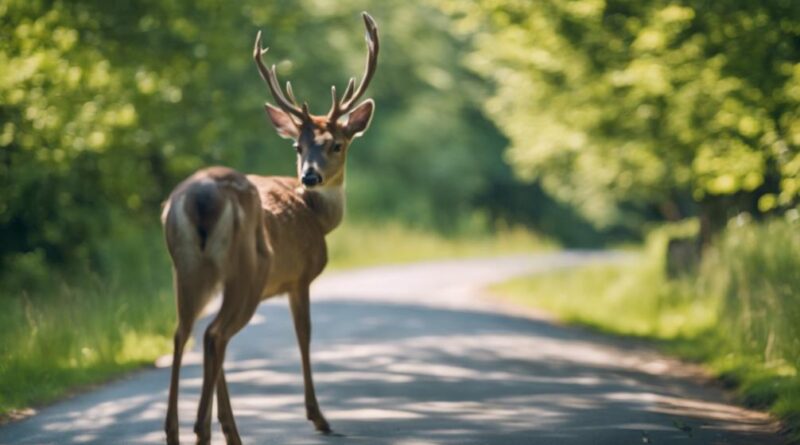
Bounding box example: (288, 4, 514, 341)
(0, 252, 784, 444)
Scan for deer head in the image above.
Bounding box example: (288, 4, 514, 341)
(253, 12, 379, 189)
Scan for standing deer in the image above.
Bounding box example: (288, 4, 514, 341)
(161, 12, 379, 445)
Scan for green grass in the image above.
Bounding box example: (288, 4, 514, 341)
(0, 226, 176, 418)
(0, 286, 174, 415)
(0, 221, 549, 418)
(327, 221, 552, 269)
(492, 218, 800, 442)
(494, 258, 717, 339)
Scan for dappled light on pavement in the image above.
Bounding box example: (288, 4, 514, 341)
(0, 255, 782, 445)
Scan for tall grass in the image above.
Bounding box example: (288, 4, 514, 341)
(704, 219, 800, 373)
(493, 217, 800, 440)
(0, 226, 175, 417)
(700, 218, 800, 424)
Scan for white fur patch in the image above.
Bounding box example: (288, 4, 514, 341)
(314, 185, 344, 208)
(204, 199, 233, 268)
(173, 196, 193, 246)
(170, 194, 233, 271)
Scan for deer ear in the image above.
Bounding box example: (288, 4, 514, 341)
(343, 99, 374, 139)
(265, 103, 299, 139)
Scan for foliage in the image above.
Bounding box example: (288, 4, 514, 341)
(0, 0, 564, 272)
(493, 217, 800, 441)
(443, 0, 800, 232)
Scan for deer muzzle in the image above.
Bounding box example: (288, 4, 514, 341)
(301, 168, 323, 187)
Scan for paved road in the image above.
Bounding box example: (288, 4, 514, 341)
(0, 252, 784, 444)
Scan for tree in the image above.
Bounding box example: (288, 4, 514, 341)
(442, 0, 800, 239)
(1, 0, 540, 271)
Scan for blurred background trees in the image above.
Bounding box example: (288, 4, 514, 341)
(2, 0, 799, 271)
(441, 0, 800, 243)
(0, 0, 594, 277)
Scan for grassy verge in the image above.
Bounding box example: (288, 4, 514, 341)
(0, 284, 174, 417)
(327, 221, 552, 269)
(492, 218, 800, 442)
(0, 226, 175, 418)
(0, 221, 548, 418)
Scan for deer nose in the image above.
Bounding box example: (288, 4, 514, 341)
(301, 169, 322, 187)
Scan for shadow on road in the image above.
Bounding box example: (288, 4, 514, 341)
(0, 300, 782, 445)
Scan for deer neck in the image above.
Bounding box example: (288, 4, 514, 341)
(302, 184, 345, 235)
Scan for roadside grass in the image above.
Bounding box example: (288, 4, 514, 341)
(0, 225, 175, 418)
(492, 218, 800, 442)
(0, 220, 548, 418)
(0, 286, 174, 415)
(327, 220, 552, 269)
(494, 257, 716, 339)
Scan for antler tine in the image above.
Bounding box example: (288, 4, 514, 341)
(328, 77, 357, 119)
(341, 77, 356, 104)
(328, 12, 379, 120)
(253, 31, 305, 120)
(330, 85, 338, 111)
(267, 64, 303, 115)
(340, 13, 379, 109)
(327, 78, 355, 121)
(285, 81, 299, 106)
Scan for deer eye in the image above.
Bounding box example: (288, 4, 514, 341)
(331, 142, 343, 153)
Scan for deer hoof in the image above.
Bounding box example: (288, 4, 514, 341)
(221, 425, 242, 445)
(193, 429, 211, 445)
(314, 417, 332, 433)
(306, 405, 331, 433)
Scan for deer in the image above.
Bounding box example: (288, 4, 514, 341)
(160, 12, 379, 445)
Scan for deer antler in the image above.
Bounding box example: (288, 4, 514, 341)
(328, 12, 379, 122)
(253, 31, 309, 121)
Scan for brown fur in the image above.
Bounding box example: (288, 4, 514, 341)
(162, 167, 348, 445)
(246, 175, 334, 297)
(162, 167, 271, 445)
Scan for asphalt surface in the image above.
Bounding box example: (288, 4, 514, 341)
(0, 252, 784, 444)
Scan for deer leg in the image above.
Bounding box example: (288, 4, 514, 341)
(289, 284, 330, 432)
(165, 322, 192, 445)
(216, 371, 242, 445)
(195, 279, 259, 445)
(193, 319, 225, 444)
(166, 272, 208, 445)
